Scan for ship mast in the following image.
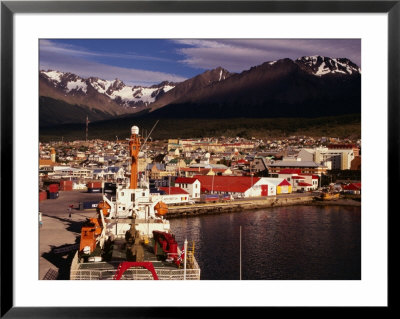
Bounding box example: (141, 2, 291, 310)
(129, 126, 140, 189)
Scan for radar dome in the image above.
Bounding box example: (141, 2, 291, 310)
(131, 126, 139, 135)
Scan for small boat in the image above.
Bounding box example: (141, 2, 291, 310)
(320, 192, 340, 201)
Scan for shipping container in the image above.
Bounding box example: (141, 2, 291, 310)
(60, 180, 73, 191)
(48, 184, 59, 193)
(39, 191, 47, 201)
(43, 180, 59, 188)
(87, 181, 102, 189)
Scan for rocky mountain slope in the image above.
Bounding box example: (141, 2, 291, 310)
(39, 55, 361, 126)
(145, 56, 361, 118)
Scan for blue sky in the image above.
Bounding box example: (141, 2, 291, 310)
(40, 39, 361, 86)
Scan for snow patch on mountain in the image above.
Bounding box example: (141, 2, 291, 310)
(315, 62, 330, 76)
(296, 56, 360, 77)
(108, 83, 174, 105)
(42, 70, 63, 83)
(66, 79, 87, 93)
(40, 70, 176, 107)
(89, 78, 112, 94)
(163, 85, 175, 93)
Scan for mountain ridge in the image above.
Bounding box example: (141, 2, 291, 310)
(39, 55, 361, 126)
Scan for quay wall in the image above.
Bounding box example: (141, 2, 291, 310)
(167, 195, 315, 218)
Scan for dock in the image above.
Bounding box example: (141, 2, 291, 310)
(39, 191, 359, 279)
(166, 194, 315, 218)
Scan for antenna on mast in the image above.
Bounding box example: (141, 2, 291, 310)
(140, 120, 159, 151)
(85, 116, 89, 142)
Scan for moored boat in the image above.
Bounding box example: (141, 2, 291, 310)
(70, 125, 200, 280)
(320, 192, 340, 201)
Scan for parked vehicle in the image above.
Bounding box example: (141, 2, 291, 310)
(200, 194, 233, 203)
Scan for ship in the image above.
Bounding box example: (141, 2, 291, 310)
(70, 126, 201, 280)
(320, 192, 340, 201)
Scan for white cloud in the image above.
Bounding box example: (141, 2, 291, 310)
(173, 39, 361, 72)
(40, 39, 172, 62)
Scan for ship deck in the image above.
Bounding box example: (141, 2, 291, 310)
(70, 241, 201, 280)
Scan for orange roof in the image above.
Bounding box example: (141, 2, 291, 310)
(181, 167, 211, 175)
(39, 159, 55, 166)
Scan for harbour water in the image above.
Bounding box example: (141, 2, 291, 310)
(170, 205, 361, 280)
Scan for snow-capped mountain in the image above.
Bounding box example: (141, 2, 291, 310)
(295, 56, 361, 76)
(40, 70, 176, 109)
(88, 77, 175, 108)
(39, 56, 360, 126)
(146, 56, 361, 119)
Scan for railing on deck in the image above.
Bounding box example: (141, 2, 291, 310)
(70, 251, 201, 280)
(70, 267, 200, 280)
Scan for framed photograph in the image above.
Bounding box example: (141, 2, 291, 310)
(1, 0, 395, 316)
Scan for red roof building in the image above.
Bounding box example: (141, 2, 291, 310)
(298, 182, 313, 187)
(291, 176, 306, 180)
(194, 175, 260, 194)
(159, 187, 189, 195)
(278, 170, 319, 191)
(175, 177, 201, 199)
(175, 177, 198, 184)
(342, 183, 361, 194)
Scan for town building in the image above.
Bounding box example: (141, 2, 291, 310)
(180, 164, 232, 177)
(194, 175, 259, 198)
(268, 160, 327, 176)
(250, 156, 270, 174)
(175, 177, 201, 199)
(350, 156, 361, 170)
(277, 169, 319, 191)
(146, 163, 172, 179)
(257, 178, 292, 195)
(193, 175, 290, 198)
(342, 182, 361, 194)
(298, 146, 356, 170)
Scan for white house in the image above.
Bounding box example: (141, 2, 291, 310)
(174, 177, 201, 199)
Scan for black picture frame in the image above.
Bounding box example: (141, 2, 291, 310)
(1, 1, 394, 317)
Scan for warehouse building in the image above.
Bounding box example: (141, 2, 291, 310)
(193, 175, 291, 198)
